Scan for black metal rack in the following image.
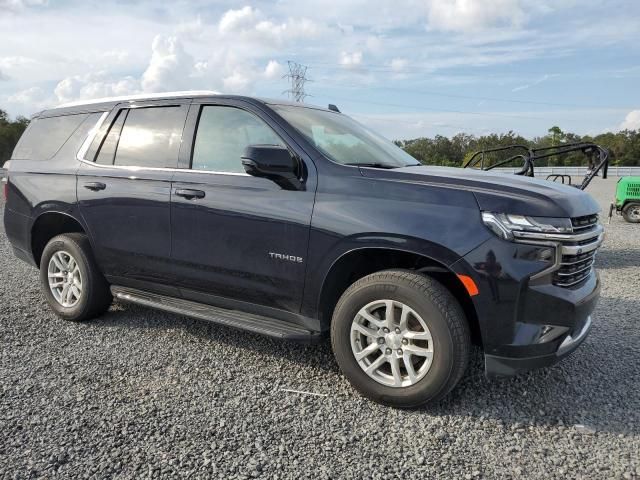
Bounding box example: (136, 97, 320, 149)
(463, 142, 609, 190)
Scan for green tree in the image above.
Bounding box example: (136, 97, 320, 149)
(398, 126, 640, 168)
(0, 109, 30, 167)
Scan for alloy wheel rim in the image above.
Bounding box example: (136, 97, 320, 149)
(630, 206, 640, 220)
(350, 299, 434, 388)
(47, 250, 83, 308)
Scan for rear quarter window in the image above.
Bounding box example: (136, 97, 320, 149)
(11, 113, 89, 161)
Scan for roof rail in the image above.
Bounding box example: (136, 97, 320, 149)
(56, 90, 221, 109)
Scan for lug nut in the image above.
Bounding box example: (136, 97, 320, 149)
(402, 338, 408, 345)
(385, 348, 392, 355)
(395, 328, 401, 334)
(383, 327, 390, 333)
(377, 337, 385, 345)
(397, 349, 403, 355)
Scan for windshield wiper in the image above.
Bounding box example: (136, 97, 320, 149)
(344, 162, 399, 169)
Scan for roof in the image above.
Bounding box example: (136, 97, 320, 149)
(55, 90, 222, 108)
(41, 91, 336, 117)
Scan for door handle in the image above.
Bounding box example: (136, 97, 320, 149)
(175, 188, 205, 199)
(83, 182, 106, 191)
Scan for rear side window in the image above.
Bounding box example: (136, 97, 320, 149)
(12, 114, 89, 160)
(113, 106, 185, 168)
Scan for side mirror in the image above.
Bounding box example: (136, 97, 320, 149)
(241, 145, 302, 190)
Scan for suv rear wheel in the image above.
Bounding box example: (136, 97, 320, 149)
(331, 270, 470, 407)
(39, 233, 112, 321)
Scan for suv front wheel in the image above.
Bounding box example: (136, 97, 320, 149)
(331, 270, 470, 407)
(39, 233, 112, 322)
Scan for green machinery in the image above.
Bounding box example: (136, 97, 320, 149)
(609, 176, 640, 223)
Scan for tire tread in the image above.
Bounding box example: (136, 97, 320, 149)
(40, 233, 112, 321)
(331, 269, 470, 407)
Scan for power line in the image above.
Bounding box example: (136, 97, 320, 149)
(305, 65, 632, 109)
(283, 61, 310, 102)
(317, 82, 615, 109)
(307, 62, 638, 77)
(321, 95, 545, 121)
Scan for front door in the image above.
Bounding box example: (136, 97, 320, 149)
(77, 102, 188, 291)
(169, 102, 316, 313)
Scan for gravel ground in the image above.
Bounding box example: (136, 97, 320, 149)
(0, 178, 638, 479)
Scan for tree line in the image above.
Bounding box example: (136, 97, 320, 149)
(1, 107, 639, 167)
(0, 110, 29, 167)
(395, 126, 640, 168)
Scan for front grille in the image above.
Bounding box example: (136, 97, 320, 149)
(514, 214, 603, 288)
(553, 250, 597, 287)
(552, 215, 602, 288)
(571, 214, 599, 231)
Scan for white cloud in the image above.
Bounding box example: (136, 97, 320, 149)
(0, 0, 637, 136)
(0, 56, 35, 69)
(141, 35, 194, 92)
(218, 6, 258, 34)
(263, 60, 283, 80)
(0, 0, 47, 12)
(223, 70, 251, 91)
(218, 6, 321, 45)
(619, 110, 640, 130)
(176, 16, 204, 40)
(54, 73, 139, 104)
(100, 50, 130, 64)
(340, 51, 363, 68)
(427, 0, 526, 32)
(7, 85, 45, 104)
(390, 57, 408, 72)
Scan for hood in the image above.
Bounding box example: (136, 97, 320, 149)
(359, 165, 600, 218)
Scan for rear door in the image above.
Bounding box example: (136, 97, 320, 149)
(77, 101, 189, 292)
(169, 100, 316, 313)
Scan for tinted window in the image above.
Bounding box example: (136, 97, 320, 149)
(273, 105, 419, 168)
(114, 106, 185, 168)
(192, 106, 284, 173)
(12, 113, 89, 160)
(95, 110, 127, 165)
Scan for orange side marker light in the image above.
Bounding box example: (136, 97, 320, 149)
(457, 274, 479, 297)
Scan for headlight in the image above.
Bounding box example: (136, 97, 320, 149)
(481, 212, 572, 241)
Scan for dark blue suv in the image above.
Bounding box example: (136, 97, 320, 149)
(2, 92, 602, 407)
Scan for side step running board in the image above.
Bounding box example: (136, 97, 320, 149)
(111, 286, 319, 342)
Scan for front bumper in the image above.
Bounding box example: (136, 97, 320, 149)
(452, 235, 601, 379)
(484, 315, 592, 378)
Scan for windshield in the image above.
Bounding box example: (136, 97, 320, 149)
(272, 105, 420, 168)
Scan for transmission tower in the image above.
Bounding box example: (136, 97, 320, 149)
(283, 61, 310, 102)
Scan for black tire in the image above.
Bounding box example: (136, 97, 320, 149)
(39, 233, 112, 321)
(622, 202, 640, 223)
(331, 270, 470, 408)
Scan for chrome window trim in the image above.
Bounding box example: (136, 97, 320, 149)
(75, 108, 249, 177)
(58, 90, 220, 109)
(75, 111, 109, 163)
(77, 156, 250, 177)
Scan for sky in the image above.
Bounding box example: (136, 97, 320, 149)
(1, 0, 639, 140)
